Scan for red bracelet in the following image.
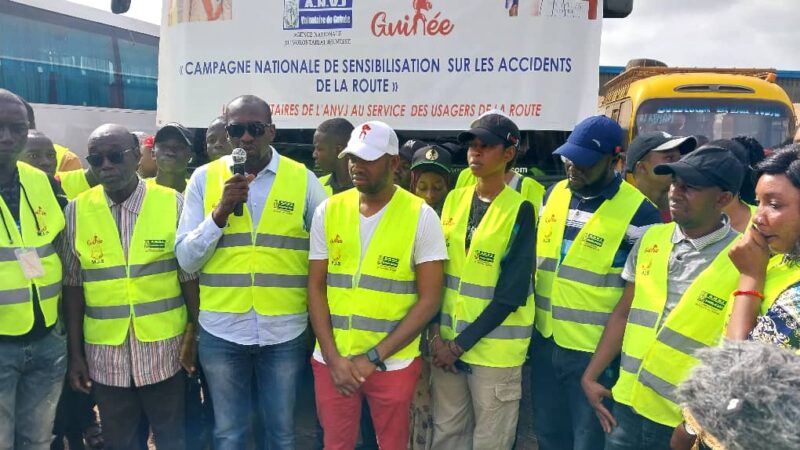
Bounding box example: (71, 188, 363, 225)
(733, 290, 765, 301)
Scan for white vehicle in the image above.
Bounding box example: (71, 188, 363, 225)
(0, 0, 159, 158)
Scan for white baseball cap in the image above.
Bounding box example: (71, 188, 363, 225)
(338, 121, 399, 162)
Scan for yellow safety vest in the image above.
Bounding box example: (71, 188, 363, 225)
(57, 170, 91, 200)
(319, 173, 333, 197)
(761, 254, 800, 314)
(440, 186, 535, 367)
(74, 183, 186, 345)
(200, 156, 309, 316)
(610, 223, 738, 427)
(455, 169, 545, 222)
(0, 162, 64, 335)
(535, 179, 645, 352)
(323, 187, 423, 359)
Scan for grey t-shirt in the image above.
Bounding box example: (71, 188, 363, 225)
(622, 217, 739, 328)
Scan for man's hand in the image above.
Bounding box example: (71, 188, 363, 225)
(581, 376, 616, 433)
(211, 174, 249, 227)
(68, 355, 92, 394)
(179, 324, 198, 376)
(729, 225, 771, 279)
(351, 354, 378, 381)
(431, 338, 462, 373)
(328, 355, 365, 396)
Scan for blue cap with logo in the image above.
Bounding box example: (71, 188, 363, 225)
(554, 115, 623, 168)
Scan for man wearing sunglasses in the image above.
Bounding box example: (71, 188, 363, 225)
(176, 95, 326, 450)
(62, 124, 200, 450)
(0, 89, 69, 450)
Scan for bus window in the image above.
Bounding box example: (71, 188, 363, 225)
(117, 36, 158, 110)
(0, 11, 115, 108)
(634, 98, 793, 148)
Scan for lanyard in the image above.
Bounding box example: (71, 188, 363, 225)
(0, 183, 43, 245)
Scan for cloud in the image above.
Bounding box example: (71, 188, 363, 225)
(600, 0, 800, 69)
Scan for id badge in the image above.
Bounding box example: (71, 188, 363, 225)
(15, 248, 45, 279)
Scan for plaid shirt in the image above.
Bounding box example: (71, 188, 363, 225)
(60, 180, 195, 387)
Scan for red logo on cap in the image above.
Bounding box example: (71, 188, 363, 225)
(359, 124, 372, 140)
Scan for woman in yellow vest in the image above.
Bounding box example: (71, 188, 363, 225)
(727, 145, 800, 349)
(429, 113, 536, 450)
(580, 146, 744, 450)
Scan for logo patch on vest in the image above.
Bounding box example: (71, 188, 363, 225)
(144, 240, 166, 252)
(638, 260, 652, 276)
(582, 233, 605, 250)
(696, 291, 727, 313)
(87, 235, 104, 264)
(329, 234, 343, 266)
(273, 200, 295, 214)
(377, 255, 400, 272)
(474, 250, 496, 266)
(644, 244, 659, 254)
(33, 206, 49, 235)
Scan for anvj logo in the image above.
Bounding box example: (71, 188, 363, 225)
(284, 0, 353, 30)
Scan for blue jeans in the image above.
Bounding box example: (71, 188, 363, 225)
(530, 332, 616, 450)
(199, 327, 307, 450)
(0, 329, 67, 450)
(604, 403, 674, 450)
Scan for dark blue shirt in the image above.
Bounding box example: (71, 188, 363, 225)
(542, 175, 661, 268)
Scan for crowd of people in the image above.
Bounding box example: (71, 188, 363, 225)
(1, 85, 800, 450)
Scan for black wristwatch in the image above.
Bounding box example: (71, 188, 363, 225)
(367, 347, 386, 372)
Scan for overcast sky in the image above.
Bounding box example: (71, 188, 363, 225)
(68, 0, 799, 70)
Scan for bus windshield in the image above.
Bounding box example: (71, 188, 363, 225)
(634, 98, 793, 148)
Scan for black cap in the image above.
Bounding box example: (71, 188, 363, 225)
(399, 139, 428, 162)
(154, 122, 193, 147)
(411, 145, 452, 174)
(458, 113, 520, 148)
(653, 145, 744, 193)
(625, 132, 697, 173)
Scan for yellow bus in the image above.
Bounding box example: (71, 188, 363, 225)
(600, 66, 797, 150)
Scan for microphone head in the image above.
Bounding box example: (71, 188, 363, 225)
(231, 148, 247, 164)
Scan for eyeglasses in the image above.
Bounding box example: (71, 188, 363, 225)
(86, 149, 135, 167)
(225, 122, 270, 139)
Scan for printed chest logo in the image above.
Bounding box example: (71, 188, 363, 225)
(87, 235, 104, 264)
(474, 250, 496, 266)
(377, 255, 400, 272)
(541, 214, 557, 244)
(582, 233, 605, 250)
(329, 234, 343, 266)
(273, 199, 296, 214)
(34, 206, 49, 236)
(144, 240, 166, 252)
(696, 291, 727, 314)
(442, 217, 455, 247)
(638, 260, 652, 276)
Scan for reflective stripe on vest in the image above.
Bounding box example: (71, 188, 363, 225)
(322, 188, 422, 360)
(610, 222, 739, 427)
(57, 170, 91, 200)
(75, 183, 186, 345)
(440, 186, 535, 368)
(200, 155, 309, 316)
(535, 179, 645, 352)
(0, 162, 65, 336)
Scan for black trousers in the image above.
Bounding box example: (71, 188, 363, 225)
(93, 372, 186, 450)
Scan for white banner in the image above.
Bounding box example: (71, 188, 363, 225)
(157, 0, 603, 130)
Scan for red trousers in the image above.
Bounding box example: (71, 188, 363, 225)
(312, 357, 421, 450)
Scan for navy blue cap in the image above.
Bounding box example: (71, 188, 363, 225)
(554, 115, 623, 167)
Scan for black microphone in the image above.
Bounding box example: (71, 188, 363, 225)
(231, 148, 246, 217)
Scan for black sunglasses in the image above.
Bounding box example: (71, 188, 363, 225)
(86, 149, 135, 167)
(226, 122, 270, 139)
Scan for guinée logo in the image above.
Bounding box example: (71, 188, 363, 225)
(371, 0, 454, 38)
